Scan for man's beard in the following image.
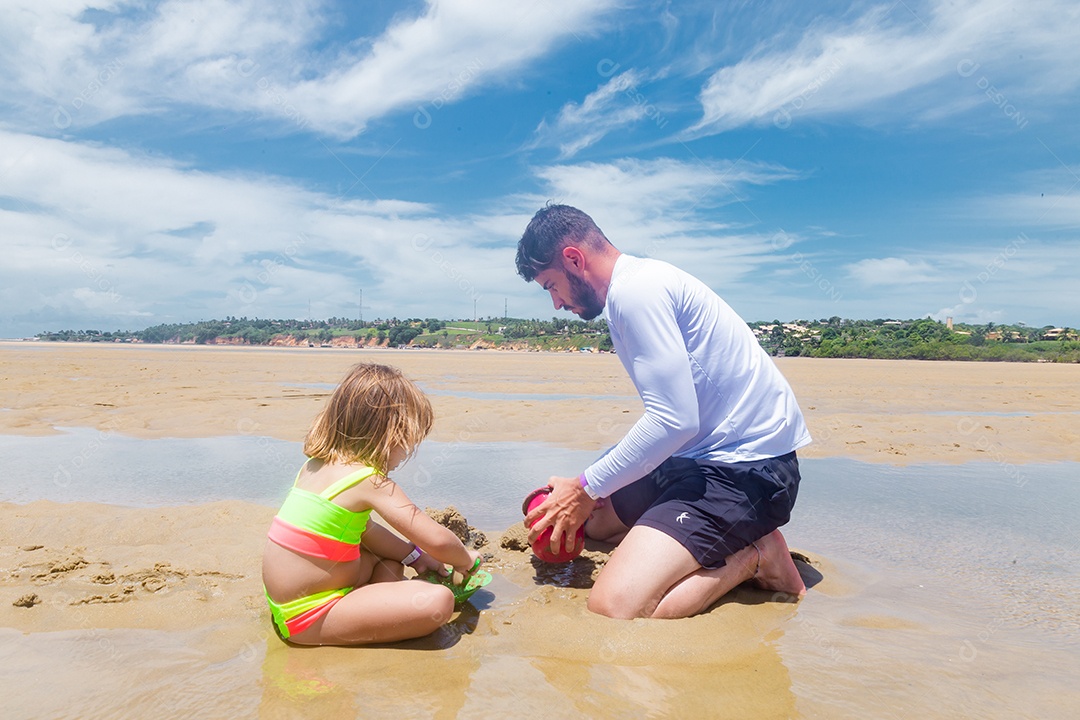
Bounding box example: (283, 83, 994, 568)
(565, 271, 604, 320)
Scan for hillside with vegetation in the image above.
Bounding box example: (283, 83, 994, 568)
(35, 316, 1080, 362)
(37, 317, 612, 353)
(748, 317, 1079, 362)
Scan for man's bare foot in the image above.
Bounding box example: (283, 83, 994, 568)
(751, 529, 806, 599)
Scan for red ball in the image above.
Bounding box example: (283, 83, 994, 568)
(523, 487, 584, 563)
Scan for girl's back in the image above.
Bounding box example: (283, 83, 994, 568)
(262, 460, 376, 606)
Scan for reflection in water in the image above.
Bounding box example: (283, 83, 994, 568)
(525, 643, 797, 717)
(252, 576, 800, 718)
(1, 600, 800, 719)
(529, 553, 603, 589)
(257, 609, 483, 720)
(259, 639, 355, 716)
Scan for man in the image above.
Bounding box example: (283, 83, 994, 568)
(516, 204, 811, 620)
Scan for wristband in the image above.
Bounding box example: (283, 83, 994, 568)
(402, 546, 422, 566)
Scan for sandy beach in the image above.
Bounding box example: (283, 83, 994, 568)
(2, 343, 1078, 719)
(3, 342, 1079, 464)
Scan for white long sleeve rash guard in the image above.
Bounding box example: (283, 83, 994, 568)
(581, 255, 812, 499)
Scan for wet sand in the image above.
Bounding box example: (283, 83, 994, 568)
(2, 342, 1079, 464)
(0, 499, 807, 718)
(2, 342, 1079, 719)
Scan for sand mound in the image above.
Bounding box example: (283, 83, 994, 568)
(425, 505, 488, 549)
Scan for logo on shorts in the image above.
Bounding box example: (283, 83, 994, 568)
(675, 512, 690, 524)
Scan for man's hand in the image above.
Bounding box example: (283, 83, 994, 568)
(524, 474, 596, 554)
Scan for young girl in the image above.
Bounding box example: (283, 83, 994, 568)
(262, 362, 482, 646)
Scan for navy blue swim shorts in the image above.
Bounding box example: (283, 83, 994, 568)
(609, 452, 801, 570)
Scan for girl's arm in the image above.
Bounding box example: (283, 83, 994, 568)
(361, 521, 450, 577)
(352, 475, 479, 574)
(359, 521, 414, 562)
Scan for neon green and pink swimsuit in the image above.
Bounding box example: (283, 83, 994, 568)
(265, 465, 377, 639)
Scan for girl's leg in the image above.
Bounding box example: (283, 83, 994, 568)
(367, 553, 405, 584)
(288, 579, 455, 646)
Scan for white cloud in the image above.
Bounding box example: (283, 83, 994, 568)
(3, 127, 1076, 336)
(532, 156, 800, 220)
(520, 157, 803, 286)
(685, 0, 1080, 136)
(534, 69, 662, 158)
(931, 303, 1007, 325)
(832, 237, 1079, 326)
(0, 0, 620, 138)
(1, 0, 324, 130)
(288, 0, 622, 138)
(0, 137, 806, 334)
(845, 257, 941, 286)
(0, 128, 528, 334)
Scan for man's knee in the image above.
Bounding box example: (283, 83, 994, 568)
(587, 583, 648, 620)
(587, 590, 633, 619)
(587, 524, 696, 620)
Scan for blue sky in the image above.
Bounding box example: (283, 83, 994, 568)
(1, 0, 1077, 338)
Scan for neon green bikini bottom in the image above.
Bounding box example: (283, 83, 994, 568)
(266, 587, 352, 640)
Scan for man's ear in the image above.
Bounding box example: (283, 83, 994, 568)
(561, 246, 585, 273)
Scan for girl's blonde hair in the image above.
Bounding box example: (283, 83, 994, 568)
(303, 363, 433, 473)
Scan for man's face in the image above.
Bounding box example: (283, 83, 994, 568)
(535, 266, 604, 321)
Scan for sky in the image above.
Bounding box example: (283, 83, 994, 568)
(1, 0, 1078, 338)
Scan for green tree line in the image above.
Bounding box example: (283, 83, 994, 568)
(750, 317, 1079, 363)
(36, 316, 1079, 362)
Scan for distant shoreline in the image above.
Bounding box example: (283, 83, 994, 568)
(15, 335, 1080, 363)
(27, 315, 1080, 362)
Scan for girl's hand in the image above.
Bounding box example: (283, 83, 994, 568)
(453, 549, 483, 578)
(410, 551, 449, 577)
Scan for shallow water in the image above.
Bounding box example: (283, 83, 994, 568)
(0, 616, 801, 719)
(778, 459, 1080, 718)
(2, 433, 1078, 718)
(0, 430, 597, 524)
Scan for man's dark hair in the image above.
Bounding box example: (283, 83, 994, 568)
(515, 203, 610, 281)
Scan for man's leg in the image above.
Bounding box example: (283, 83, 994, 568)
(584, 500, 630, 543)
(653, 528, 804, 618)
(586, 453, 806, 618)
(588, 526, 805, 620)
(748, 528, 805, 599)
(587, 525, 703, 619)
